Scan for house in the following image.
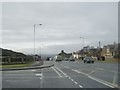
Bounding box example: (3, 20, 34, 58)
(89, 48, 98, 57)
(35, 54, 42, 61)
(101, 42, 118, 58)
(72, 51, 82, 59)
(83, 46, 90, 53)
(56, 50, 72, 60)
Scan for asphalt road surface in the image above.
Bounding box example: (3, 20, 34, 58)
(2, 61, 119, 88)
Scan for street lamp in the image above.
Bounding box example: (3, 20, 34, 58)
(80, 37, 84, 58)
(33, 24, 42, 61)
(80, 37, 84, 49)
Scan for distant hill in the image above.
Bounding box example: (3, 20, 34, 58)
(0, 48, 26, 57)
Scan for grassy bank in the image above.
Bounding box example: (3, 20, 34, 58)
(0, 61, 34, 68)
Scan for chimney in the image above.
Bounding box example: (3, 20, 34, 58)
(99, 41, 101, 48)
(61, 50, 64, 53)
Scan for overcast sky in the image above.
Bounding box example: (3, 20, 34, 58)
(1, 2, 118, 55)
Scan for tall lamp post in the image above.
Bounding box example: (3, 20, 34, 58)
(80, 37, 84, 49)
(33, 24, 42, 61)
(80, 37, 84, 58)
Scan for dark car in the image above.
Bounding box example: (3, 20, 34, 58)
(65, 59, 69, 61)
(46, 57, 50, 61)
(55, 59, 62, 61)
(69, 59, 75, 61)
(83, 57, 94, 63)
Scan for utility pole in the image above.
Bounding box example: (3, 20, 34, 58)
(33, 24, 42, 62)
(80, 37, 84, 59)
(98, 41, 101, 60)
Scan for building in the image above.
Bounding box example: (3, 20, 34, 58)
(101, 42, 117, 58)
(56, 50, 72, 60)
(89, 48, 98, 57)
(72, 51, 82, 59)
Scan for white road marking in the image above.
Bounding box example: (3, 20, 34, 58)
(71, 79, 74, 81)
(62, 65, 118, 88)
(72, 69, 80, 73)
(68, 77, 71, 79)
(88, 68, 103, 75)
(70, 69, 117, 88)
(36, 73, 42, 77)
(55, 66, 67, 76)
(71, 69, 75, 71)
(52, 67, 62, 77)
(55, 66, 83, 88)
(74, 81, 78, 84)
(88, 76, 115, 88)
(79, 85, 83, 88)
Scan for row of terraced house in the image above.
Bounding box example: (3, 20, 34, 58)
(73, 42, 119, 59)
(55, 42, 119, 60)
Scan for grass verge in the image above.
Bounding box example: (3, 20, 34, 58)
(0, 61, 34, 68)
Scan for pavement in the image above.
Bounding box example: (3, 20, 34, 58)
(1, 60, 119, 88)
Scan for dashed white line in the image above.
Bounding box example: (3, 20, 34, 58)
(62, 65, 117, 88)
(74, 81, 78, 84)
(70, 68, 117, 88)
(55, 66, 83, 88)
(71, 79, 74, 81)
(71, 69, 75, 71)
(52, 67, 62, 77)
(68, 77, 71, 79)
(79, 85, 83, 88)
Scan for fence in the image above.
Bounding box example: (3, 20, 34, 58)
(0, 56, 33, 65)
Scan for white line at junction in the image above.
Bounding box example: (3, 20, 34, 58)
(62, 65, 118, 88)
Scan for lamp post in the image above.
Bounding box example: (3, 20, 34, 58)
(80, 37, 84, 49)
(33, 24, 42, 61)
(80, 37, 84, 58)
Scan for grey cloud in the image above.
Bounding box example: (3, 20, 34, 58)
(2, 2, 118, 54)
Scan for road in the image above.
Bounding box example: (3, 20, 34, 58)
(2, 60, 119, 88)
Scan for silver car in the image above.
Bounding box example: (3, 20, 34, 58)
(83, 57, 94, 63)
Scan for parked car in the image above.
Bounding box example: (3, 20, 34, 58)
(69, 59, 75, 61)
(65, 58, 69, 61)
(55, 59, 62, 61)
(46, 57, 50, 61)
(83, 57, 94, 63)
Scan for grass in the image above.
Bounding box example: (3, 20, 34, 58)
(93, 58, 120, 62)
(103, 58, 120, 62)
(0, 61, 34, 68)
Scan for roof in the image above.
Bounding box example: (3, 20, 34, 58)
(58, 50, 72, 58)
